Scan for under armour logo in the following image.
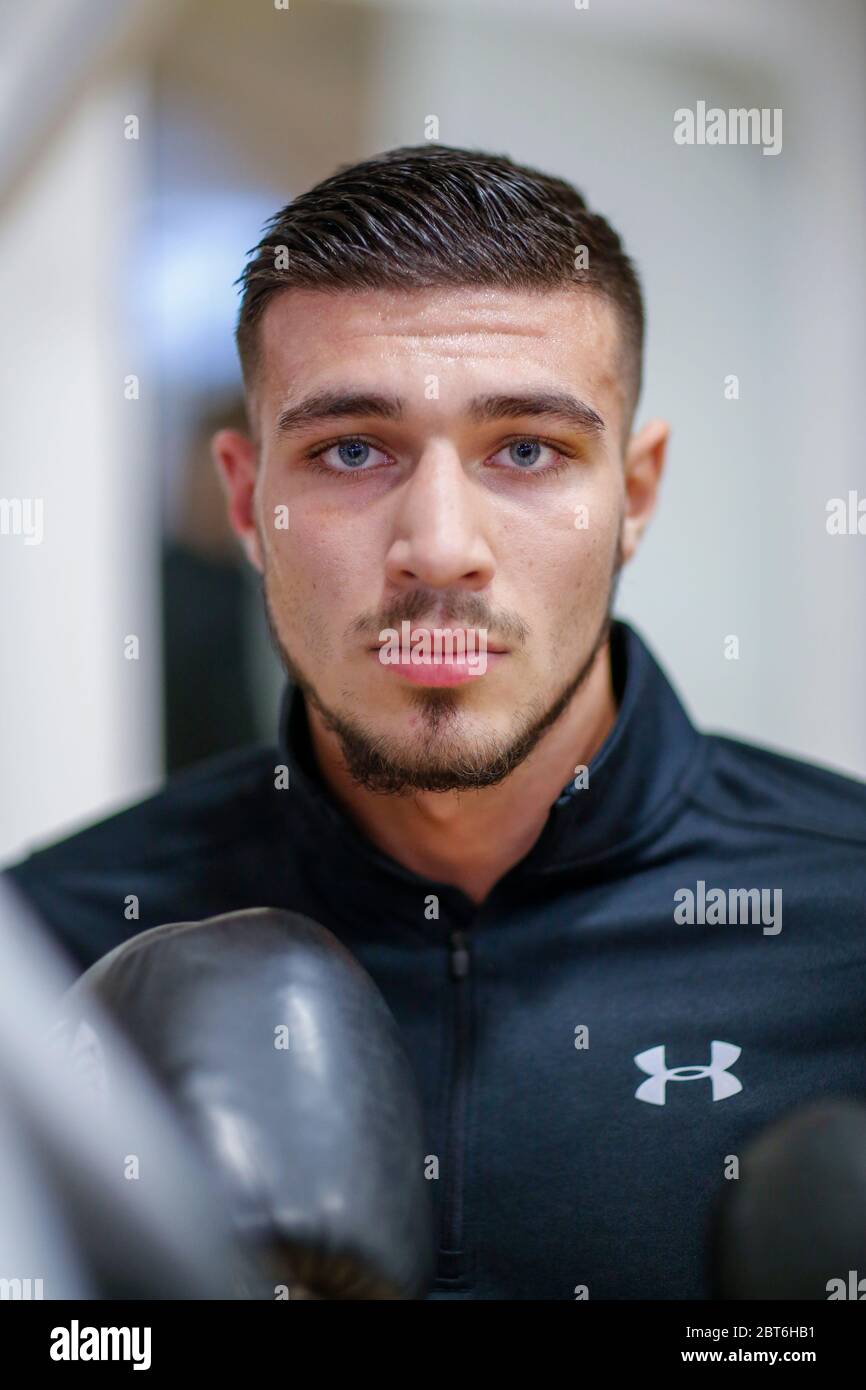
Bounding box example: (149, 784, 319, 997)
(634, 1040, 742, 1106)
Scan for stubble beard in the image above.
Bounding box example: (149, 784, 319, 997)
(259, 542, 623, 796)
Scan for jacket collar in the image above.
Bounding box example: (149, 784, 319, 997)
(275, 620, 705, 903)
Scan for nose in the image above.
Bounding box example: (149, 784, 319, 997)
(384, 444, 495, 592)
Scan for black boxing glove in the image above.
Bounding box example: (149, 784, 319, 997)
(709, 1098, 866, 1299)
(0, 878, 255, 1299)
(56, 907, 435, 1299)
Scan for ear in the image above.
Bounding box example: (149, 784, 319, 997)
(620, 417, 669, 564)
(211, 428, 263, 572)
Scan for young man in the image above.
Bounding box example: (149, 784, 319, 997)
(6, 145, 866, 1299)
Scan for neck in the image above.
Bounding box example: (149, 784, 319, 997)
(305, 642, 617, 905)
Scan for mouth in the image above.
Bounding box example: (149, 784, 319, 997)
(368, 627, 509, 686)
(368, 649, 509, 686)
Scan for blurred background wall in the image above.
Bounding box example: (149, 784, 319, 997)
(1, 0, 864, 860)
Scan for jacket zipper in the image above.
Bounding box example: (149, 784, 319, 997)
(439, 927, 472, 1280)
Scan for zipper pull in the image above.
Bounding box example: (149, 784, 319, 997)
(449, 929, 470, 980)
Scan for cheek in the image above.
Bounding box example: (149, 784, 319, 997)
(499, 483, 619, 583)
(565, 480, 623, 596)
(264, 511, 369, 663)
(262, 467, 365, 589)
(542, 530, 610, 608)
(277, 530, 339, 620)
(518, 505, 620, 651)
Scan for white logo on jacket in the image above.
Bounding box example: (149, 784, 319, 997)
(634, 1041, 742, 1105)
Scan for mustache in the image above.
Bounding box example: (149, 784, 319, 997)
(348, 589, 529, 647)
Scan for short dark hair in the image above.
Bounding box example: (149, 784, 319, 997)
(235, 143, 644, 431)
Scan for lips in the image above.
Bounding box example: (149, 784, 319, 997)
(369, 648, 508, 686)
(366, 618, 511, 685)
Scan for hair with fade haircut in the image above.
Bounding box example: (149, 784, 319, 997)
(235, 143, 645, 434)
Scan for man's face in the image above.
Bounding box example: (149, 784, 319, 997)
(217, 285, 665, 792)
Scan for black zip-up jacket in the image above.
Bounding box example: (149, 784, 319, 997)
(6, 620, 866, 1299)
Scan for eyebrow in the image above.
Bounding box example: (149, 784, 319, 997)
(274, 390, 403, 437)
(273, 387, 605, 438)
(468, 391, 605, 435)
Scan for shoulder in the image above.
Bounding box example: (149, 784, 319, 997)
(691, 732, 866, 849)
(6, 742, 284, 875)
(1, 743, 287, 969)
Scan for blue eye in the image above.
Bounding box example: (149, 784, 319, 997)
(308, 437, 391, 473)
(488, 438, 565, 473)
(508, 440, 542, 468)
(335, 439, 370, 468)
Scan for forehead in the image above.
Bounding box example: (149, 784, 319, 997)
(256, 285, 626, 422)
